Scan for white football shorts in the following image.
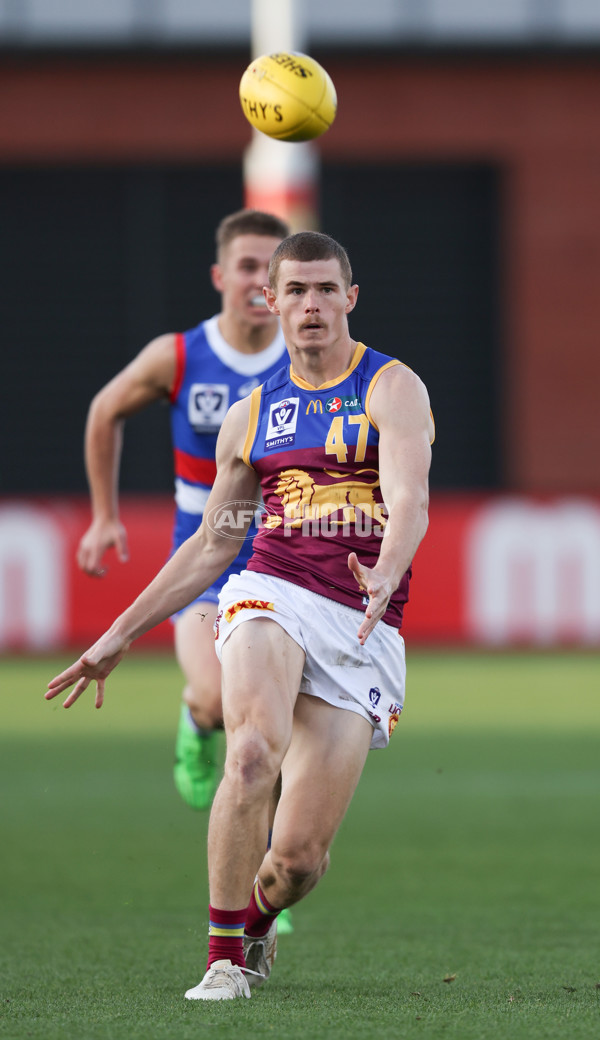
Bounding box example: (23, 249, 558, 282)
(214, 570, 406, 749)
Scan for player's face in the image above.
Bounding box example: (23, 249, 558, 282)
(265, 257, 358, 353)
(212, 234, 282, 328)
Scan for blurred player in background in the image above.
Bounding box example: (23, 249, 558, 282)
(76, 211, 293, 929)
(51, 231, 433, 1000)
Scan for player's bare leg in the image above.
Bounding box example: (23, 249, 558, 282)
(260, 695, 372, 907)
(184, 621, 304, 1000)
(173, 603, 223, 810)
(176, 601, 222, 727)
(207, 619, 305, 911)
(242, 694, 372, 985)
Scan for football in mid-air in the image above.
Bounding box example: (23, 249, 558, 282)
(239, 51, 337, 142)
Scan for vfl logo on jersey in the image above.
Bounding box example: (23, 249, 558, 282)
(264, 397, 300, 452)
(188, 383, 230, 433)
(369, 687, 381, 706)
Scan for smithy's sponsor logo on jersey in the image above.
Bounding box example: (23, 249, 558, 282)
(264, 398, 300, 451)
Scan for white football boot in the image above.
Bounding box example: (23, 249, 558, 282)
(185, 959, 262, 1001)
(242, 918, 278, 988)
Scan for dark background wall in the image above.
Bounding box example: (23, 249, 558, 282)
(322, 162, 500, 490)
(1, 50, 598, 493)
(0, 165, 242, 495)
(0, 160, 499, 493)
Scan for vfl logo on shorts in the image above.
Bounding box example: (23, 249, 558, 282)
(264, 397, 300, 452)
(224, 599, 275, 623)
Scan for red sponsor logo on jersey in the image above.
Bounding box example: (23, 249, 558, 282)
(326, 397, 342, 413)
(225, 599, 275, 623)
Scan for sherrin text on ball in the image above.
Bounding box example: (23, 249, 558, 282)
(239, 52, 337, 142)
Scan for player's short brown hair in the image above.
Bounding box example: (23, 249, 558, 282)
(268, 231, 353, 290)
(216, 209, 290, 260)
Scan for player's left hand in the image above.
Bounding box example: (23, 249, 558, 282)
(348, 552, 393, 645)
(45, 631, 130, 709)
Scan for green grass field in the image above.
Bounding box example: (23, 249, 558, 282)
(1, 650, 600, 1039)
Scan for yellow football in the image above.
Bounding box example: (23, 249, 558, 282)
(239, 52, 337, 142)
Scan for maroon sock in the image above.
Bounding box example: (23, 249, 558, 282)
(245, 880, 281, 938)
(207, 905, 246, 969)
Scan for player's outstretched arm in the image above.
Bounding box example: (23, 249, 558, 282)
(47, 398, 259, 707)
(350, 364, 433, 645)
(77, 334, 176, 577)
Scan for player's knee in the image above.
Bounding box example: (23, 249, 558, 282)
(274, 845, 330, 893)
(184, 684, 223, 728)
(225, 725, 281, 796)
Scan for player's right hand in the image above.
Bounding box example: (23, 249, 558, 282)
(44, 631, 130, 709)
(77, 518, 130, 577)
(348, 552, 394, 645)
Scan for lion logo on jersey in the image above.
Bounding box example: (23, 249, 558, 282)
(264, 468, 388, 529)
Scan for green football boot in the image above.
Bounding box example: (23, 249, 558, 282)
(277, 908, 294, 935)
(174, 704, 220, 811)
